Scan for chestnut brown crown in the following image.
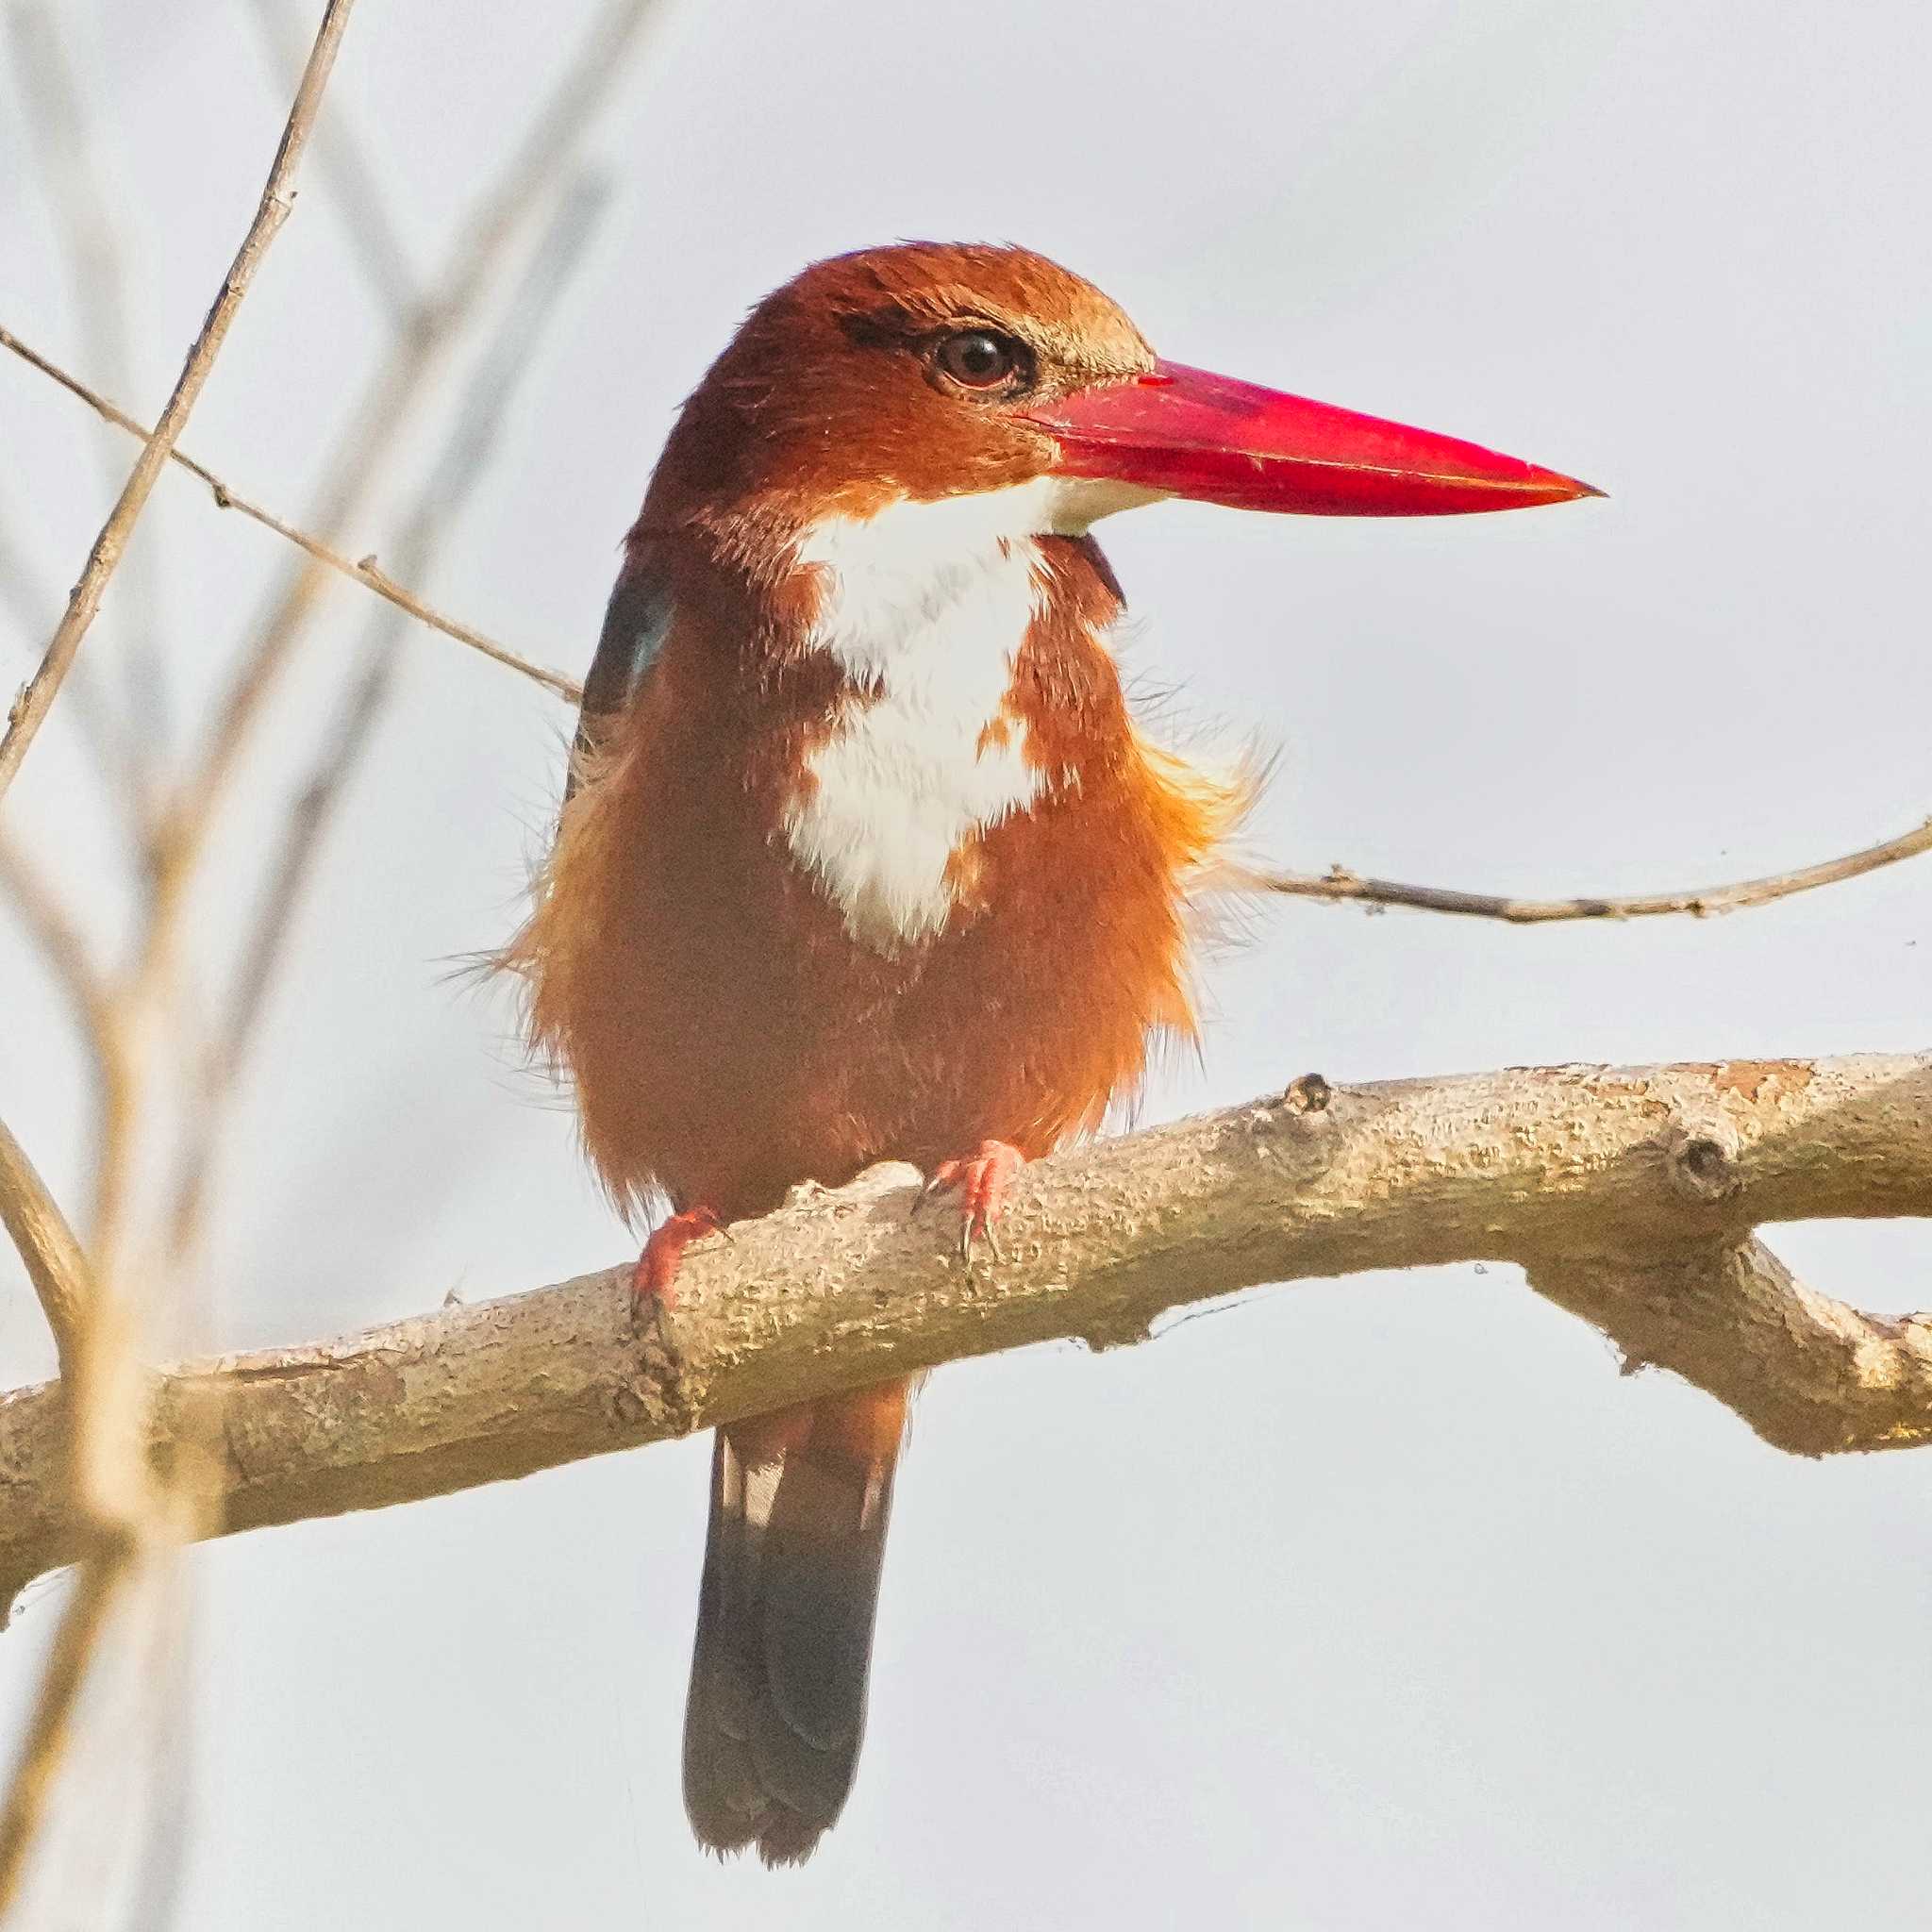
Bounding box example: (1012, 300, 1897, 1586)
(648, 242, 1158, 521)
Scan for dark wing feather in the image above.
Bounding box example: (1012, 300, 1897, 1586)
(567, 557, 673, 801)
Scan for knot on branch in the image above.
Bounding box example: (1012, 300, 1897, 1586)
(1282, 1071, 1333, 1115)
(1664, 1123, 1744, 1203)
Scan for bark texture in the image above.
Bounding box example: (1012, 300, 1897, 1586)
(4, 1053, 1928, 1616)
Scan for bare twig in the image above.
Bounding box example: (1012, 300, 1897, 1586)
(0, 491, 133, 782)
(0, 325, 581, 703)
(0, 0, 358, 805)
(0, 1113, 90, 1377)
(1, 1054, 1927, 1615)
(1254, 811, 1932, 924)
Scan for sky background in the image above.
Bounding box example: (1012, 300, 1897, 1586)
(3, 0, 1931, 1924)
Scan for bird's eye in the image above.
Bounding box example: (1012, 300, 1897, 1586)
(932, 328, 1028, 392)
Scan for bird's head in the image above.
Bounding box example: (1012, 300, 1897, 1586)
(648, 242, 1597, 541)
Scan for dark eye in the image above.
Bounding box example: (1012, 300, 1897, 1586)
(932, 328, 1028, 391)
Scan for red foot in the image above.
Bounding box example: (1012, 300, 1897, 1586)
(919, 1141, 1024, 1261)
(632, 1206, 724, 1316)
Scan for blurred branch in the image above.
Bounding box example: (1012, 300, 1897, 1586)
(166, 176, 611, 1270)
(0, 1546, 132, 1912)
(3, 1053, 1929, 1614)
(8, 0, 172, 804)
(78, 0, 650, 1257)
(0, 5, 661, 1907)
(0, 8, 372, 1875)
(0, 1112, 145, 1919)
(0, 831, 111, 1066)
(0, 0, 358, 806)
(181, 0, 660, 828)
(1252, 811, 1932, 923)
(244, 0, 420, 322)
(0, 325, 581, 702)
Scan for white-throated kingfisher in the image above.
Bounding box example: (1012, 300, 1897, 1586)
(509, 242, 1595, 1864)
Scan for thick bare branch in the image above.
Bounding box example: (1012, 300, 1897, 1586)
(1, 1053, 1925, 1616)
(0, 0, 357, 803)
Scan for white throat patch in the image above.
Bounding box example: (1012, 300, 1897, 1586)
(783, 475, 1150, 951)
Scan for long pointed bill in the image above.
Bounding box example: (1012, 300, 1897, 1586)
(1021, 360, 1599, 516)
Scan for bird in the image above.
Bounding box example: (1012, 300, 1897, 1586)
(506, 242, 1595, 1865)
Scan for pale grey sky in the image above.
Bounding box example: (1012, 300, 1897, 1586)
(3, 0, 1930, 1925)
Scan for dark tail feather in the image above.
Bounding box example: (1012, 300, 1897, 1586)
(682, 1380, 907, 1865)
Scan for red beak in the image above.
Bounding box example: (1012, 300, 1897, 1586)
(1021, 360, 1599, 517)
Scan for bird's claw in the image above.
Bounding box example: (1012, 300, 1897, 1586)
(917, 1141, 1024, 1265)
(631, 1206, 725, 1325)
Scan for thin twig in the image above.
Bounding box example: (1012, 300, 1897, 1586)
(0, 325, 581, 703)
(1252, 812, 1932, 924)
(0, 1114, 91, 1378)
(0, 0, 358, 805)
(0, 466, 147, 788)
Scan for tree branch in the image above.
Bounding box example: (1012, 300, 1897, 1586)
(0, 325, 580, 702)
(0, 1106, 154, 1916)
(2, 1052, 1925, 1618)
(1251, 807, 1932, 923)
(0, 0, 358, 803)
(0, 1113, 90, 1379)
